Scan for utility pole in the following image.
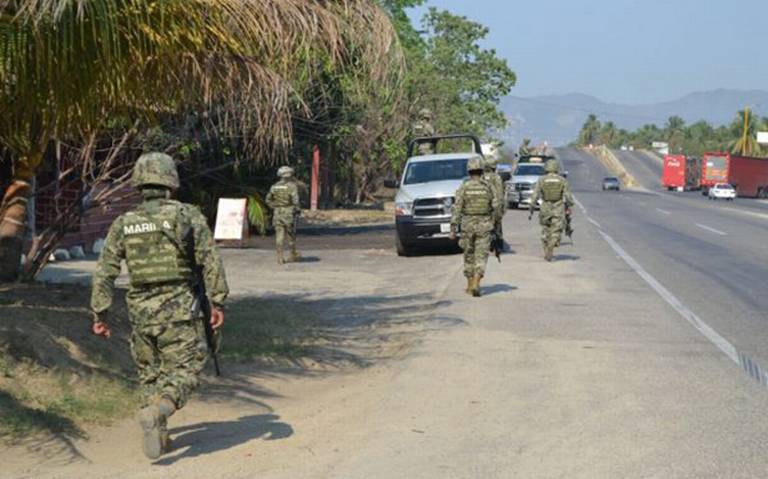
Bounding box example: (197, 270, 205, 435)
(311, 145, 320, 211)
(742, 106, 750, 155)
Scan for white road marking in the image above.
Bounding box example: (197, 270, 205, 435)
(598, 229, 768, 386)
(573, 198, 587, 215)
(695, 223, 727, 236)
(656, 208, 671, 215)
(576, 195, 768, 387)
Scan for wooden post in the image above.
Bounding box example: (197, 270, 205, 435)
(311, 144, 320, 211)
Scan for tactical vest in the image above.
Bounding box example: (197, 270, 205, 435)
(121, 201, 192, 287)
(540, 176, 565, 202)
(462, 180, 492, 215)
(270, 182, 294, 208)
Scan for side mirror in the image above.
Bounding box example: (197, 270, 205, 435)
(384, 178, 399, 189)
(562, 171, 569, 178)
(499, 172, 511, 182)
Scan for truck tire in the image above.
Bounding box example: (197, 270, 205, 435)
(510, 202, 518, 209)
(395, 234, 413, 257)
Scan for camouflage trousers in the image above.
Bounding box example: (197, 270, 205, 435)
(273, 208, 297, 251)
(130, 320, 208, 409)
(459, 216, 493, 278)
(539, 203, 565, 249)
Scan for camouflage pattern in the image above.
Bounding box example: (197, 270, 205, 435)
(266, 178, 300, 253)
(91, 188, 229, 408)
(452, 177, 497, 278)
(530, 172, 574, 253)
(413, 109, 436, 156)
(518, 138, 532, 158)
(131, 153, 180, 189)
(483, 158, 506, 221)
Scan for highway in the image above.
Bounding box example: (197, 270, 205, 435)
(560, 147, 768, 379)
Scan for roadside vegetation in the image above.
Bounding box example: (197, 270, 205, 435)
(575, 109, 768, 157)
(0, 0, 516, 282)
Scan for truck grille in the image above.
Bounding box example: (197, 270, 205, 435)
(413, 197, 454, 217)
(515, 183, 533, 191)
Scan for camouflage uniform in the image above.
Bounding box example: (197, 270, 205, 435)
(483, 157, 506, 240)
(90, 153, 228, 459)
(518, 138, 532, 158)
(413, 108, 436, 155)
(266, 166, 300, 264)
(529, 160, 574, 261)
(451, 157, 499, 297)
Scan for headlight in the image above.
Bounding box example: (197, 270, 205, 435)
(395, 201, 413, 216)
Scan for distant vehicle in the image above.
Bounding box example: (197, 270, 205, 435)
(602, 177, 620, 191)
(386, 134, 484, 256)
(507, 161, 545, 209)
(662, 154, 701, 191)
(707, 183, 736, 201)
(701, 152, 768, 198)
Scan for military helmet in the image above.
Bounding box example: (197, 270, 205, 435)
(277, 166, 294, 178)
(418, 108, 433, 120)
(131, 152, 179, 189)
(484, 157, 498, 170)
(544, 159, 559, 173)
(467, 156, 484, 173)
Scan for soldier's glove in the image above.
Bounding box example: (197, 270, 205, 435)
(449, 225, 457, 241)
(528, 211, 533, 221)
(92, 321, 111, 339)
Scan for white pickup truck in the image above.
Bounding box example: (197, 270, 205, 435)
(386, 135, 484, 256)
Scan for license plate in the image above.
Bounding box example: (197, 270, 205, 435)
(440, 223, 451, 233)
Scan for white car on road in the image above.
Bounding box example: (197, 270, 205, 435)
(707, 183, 736, 201)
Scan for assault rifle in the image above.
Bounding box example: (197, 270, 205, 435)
(490, 223, 503, 262)
(192, 269, 221, 377)
(565, 209, 574, 242)
(186, 231, 222, 377)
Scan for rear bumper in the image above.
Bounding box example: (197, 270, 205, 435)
(396, 215, 456, 244)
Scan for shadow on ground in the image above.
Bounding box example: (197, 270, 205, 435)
(481, 284, 517, 296)
(155, 414, 293, 466)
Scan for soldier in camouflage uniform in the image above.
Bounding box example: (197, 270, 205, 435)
(266, 166, 301, 264)
(483, 156, 506, 242)
(90, 152, 229, 460)
(529, 159, 574, 262)
(413, 108, 436, 156)
(450, 156, 500, 297)
(518, 138, 532, 158)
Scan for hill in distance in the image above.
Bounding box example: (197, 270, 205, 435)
(500, 89, 768, 147)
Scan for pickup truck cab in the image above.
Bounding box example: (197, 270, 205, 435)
(388, 135, 484, 256)
(507, 154, 563, 209)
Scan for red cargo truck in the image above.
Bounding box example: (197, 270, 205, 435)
(701, 152, 768, 198)
(662, 155, 686, 190)
(661, 155, 700, 190)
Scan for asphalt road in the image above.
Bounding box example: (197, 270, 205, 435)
(560, 146, 768, 378)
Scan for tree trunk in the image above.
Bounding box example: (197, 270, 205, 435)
(0, 149, 45, 282)
(0, 180, 32, 282)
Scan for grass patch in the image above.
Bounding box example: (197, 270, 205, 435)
(0, 283, 138, 441)
(221, 298, 319, 362)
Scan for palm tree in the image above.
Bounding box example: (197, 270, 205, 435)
(0, 0, 402, 281)
(729, 108, 763, 157)
(579, 114, 601, 146)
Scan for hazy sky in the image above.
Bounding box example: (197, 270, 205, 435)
(409, 0, 768, 104)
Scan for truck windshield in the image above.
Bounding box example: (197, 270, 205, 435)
(403, 159, 468, 185)
(514, 164, 545, 176)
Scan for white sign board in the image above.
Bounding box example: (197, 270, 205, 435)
(758, 132, 768, 145)
(651, 141, 669, 149)
(214, 198, 247, 240)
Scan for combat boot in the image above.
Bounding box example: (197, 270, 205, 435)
(289, 249, 301, 263)
(465, 276, 473, 295)
(138, 397, 176, 460)
(471, 274, 483, 297)
(276, 248, 285, 265)
(544, 245, 554, 262)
